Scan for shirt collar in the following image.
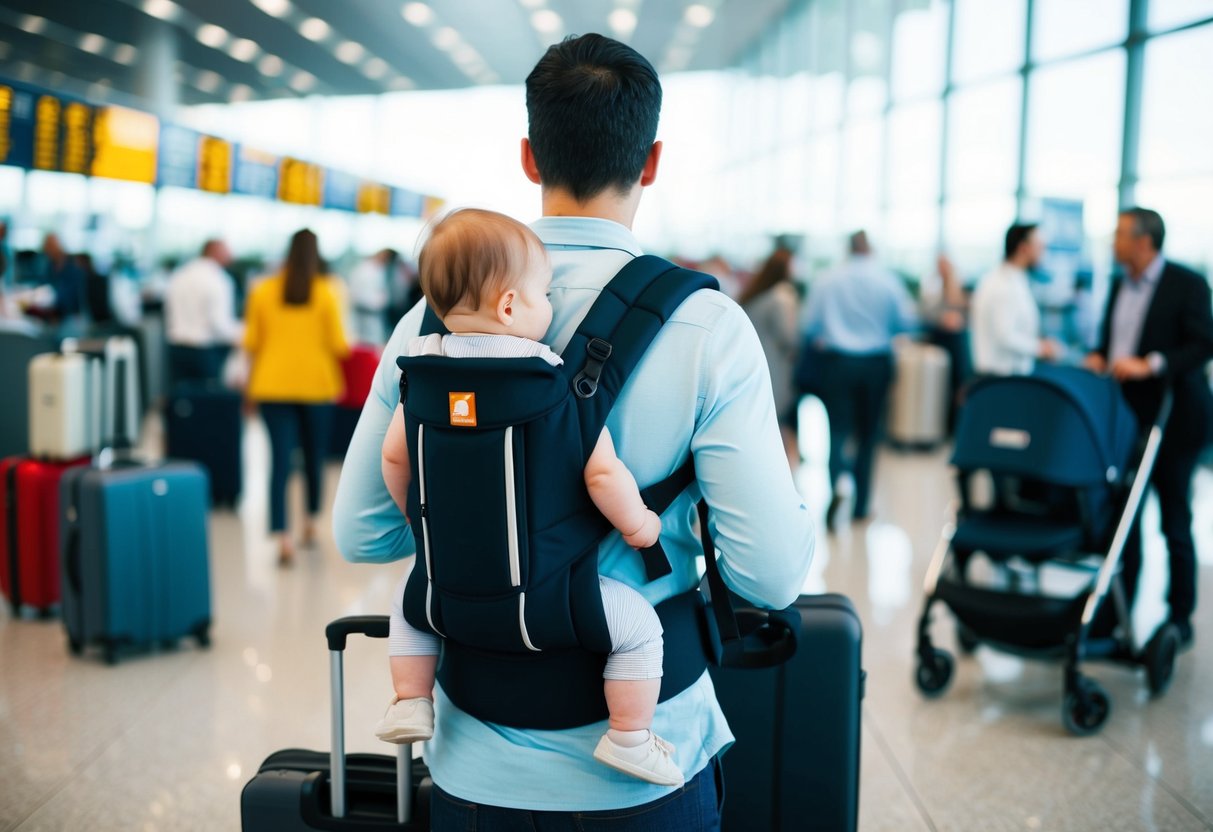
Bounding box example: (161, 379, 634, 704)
(530, 216, 644, 256)
(1139, 253, 1165, 285)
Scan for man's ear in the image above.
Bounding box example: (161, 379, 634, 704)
(521, 139, 542, 185)
(496, 288, 517, 325)
(639, 140, 663, 187)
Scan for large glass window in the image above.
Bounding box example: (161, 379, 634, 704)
(946, 77, 1022, 198)
(1026, 51, 1126, 197)
(1138, 24, 1213, 180)
(806, 132, 841, 236)
(952, 0, 1027, 84)
(891, 0, 949, 102)
(1149, 0, 1213, 31)
(943, 195, 1018, 276)
(1032, 0, 1129, 62)
(848, 0, 892, 117)
(888, 101, 943, 206)
(841, 118, 884, 229)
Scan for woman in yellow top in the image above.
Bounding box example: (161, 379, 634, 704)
(244, 229, 350, 565)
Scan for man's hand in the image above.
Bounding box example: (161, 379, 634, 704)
(1111, 356, 1152, 382)
(1038, 338, 1063, 361)
(1083, 352, 1107, 374)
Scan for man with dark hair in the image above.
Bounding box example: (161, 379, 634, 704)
(801, 229, 918, 529)
(970, 222, 1061, 376)
(334, 33, 813, 828)
(1086, 207, 1213, 647)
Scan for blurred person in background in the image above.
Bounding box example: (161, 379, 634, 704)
(739, 245, 801, 463)
(165, 239, 241, 384)
(79, 253, 115, 326)
(970, 223, 1061, 377)
(802, 230, 918, 529)
(42, 233, 85, 324)
(1086, 207, 1213, 647)
(347, 248, 397, 346)
(919, 253, 972, 431)
(244, 229, 350, 566)
(0, 220, 10, 287)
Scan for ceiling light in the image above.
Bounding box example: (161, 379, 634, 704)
(230, 84, 254, 102)
(113, 44, 137, 65)
(452, 44, 479, 65)
(401, 2, 434, 26)
(142, 0, 179, 21)
(531, 10, 562, 33)
(79, 33, 108, 54)
(229, 38, 259, 62)
(431, 26, 460, 50)
(89, 82, 111, 100)
(290, 70, 316, 92)
(363, 57, 390, 79)
(389, 77, 416, 91)
(665, 45, 693, 69)
(335, 41, 365, 64)
(476, 68, 500, 85)
(196, 24, 230, 48)
(520, 0, 545, 8)
(196, 70, 222, 93)
(684, 4, 714, 27)
(252, 0, 292, 17)
(20, 15, 46, 34)
(299, 17, 330, 41)
(258, 54, 284, 76)
(608, 8, 637, 37)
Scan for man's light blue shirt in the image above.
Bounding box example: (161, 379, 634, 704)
(1109, 254, 1165, 364)
(802, 255, 918, 355)
(333, 215, 813, 811)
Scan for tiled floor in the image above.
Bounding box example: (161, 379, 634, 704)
(2, 411, 1211, 831)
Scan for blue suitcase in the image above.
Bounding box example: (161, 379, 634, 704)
(166, 383, 243, 507)
(710, 594, 865, 832)
(59, 461, 212, 664)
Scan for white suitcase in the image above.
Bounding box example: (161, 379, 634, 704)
(888, 342, 951, 448)
(28, 353, 102, 460)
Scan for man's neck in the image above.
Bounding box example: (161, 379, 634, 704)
(540, 187, 640, 229)
(1126, 254, 1159, 281)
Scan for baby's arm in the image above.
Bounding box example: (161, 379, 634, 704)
(381, 404, 412, 522)
(584, 428, 661, 548)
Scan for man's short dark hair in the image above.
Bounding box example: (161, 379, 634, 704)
(1004, 223, 1039, 261)
(525, 33, 662, 202)
(1121, 207, 1165, 251)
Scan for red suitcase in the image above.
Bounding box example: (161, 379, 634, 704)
(336, 345, 380, 409)
(1, 456, 89, 616)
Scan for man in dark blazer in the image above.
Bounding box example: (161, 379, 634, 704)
(1086, 207, 1213, 647)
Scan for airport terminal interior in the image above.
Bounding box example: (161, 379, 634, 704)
(2, 0, 1213, 830)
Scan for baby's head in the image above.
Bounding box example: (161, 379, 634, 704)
(418, 208, 553, 341)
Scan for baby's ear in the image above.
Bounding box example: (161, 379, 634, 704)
(496, 288, 517, 326)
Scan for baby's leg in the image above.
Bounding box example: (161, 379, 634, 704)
(593, 577, 683, 786)
(599, 576, 664, 732)
(388, 567, 441, 698)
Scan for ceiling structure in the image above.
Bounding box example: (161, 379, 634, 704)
(0, 0, 792, 109)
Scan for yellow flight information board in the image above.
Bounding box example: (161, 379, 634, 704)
(278, 157, 323, 206)
(198, 135, 232, 193)
(91, 105, 159, 184)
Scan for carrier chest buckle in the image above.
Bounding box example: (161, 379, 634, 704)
(573, 338, 613, 399)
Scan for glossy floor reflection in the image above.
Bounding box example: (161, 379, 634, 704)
(1, 410, 1211, 831)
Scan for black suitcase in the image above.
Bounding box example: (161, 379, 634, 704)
(165, 382, 243, 507)
(241, 616, 432, 831)
(710, 594, 864, 832)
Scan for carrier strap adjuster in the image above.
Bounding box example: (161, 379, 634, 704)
(573, 338, 613, 399)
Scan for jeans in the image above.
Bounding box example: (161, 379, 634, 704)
(259, 402, 333, 533)
(430, 757, 724, 831)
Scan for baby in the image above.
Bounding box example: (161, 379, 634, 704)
(375, 208, 683, 787)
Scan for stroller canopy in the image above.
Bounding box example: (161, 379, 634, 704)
(952, 365, 1138, 487)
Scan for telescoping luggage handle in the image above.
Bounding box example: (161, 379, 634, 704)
(324, 616, 414, 824)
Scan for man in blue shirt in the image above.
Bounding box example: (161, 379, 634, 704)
(333, 34, 814, 829)
(801, 231, 917, 530)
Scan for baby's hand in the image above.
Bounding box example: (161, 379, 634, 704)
(623, 511, 661, 549)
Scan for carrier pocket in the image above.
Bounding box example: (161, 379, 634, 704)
(437, 590, 541, 653)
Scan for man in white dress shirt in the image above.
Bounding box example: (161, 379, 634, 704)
(164, 239, 241, 384)
(970, 223, 1060, 377)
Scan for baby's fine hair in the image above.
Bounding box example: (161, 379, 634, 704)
(418, 208, 546, 317)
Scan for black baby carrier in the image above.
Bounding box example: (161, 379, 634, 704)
(396, 255, 746, 730)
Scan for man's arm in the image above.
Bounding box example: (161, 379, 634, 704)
(693, 304, 814, 610)
(1159, 268, 1213, 378)
(332, 304, 426, 564)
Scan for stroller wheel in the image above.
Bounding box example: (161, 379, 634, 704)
(1144, 624, 1180, 697)
(956, 623, 979, 655)
(915, 649, 954, 697)
(1062, 678, 1110, 736)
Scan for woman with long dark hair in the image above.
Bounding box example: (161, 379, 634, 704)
(244, 229, 350, 565)
(739, 246, 801, 462)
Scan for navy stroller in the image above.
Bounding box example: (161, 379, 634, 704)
(913, 365, 1180, 735)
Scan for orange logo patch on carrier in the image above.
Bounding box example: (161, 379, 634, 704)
(449, 392, 477, 427)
